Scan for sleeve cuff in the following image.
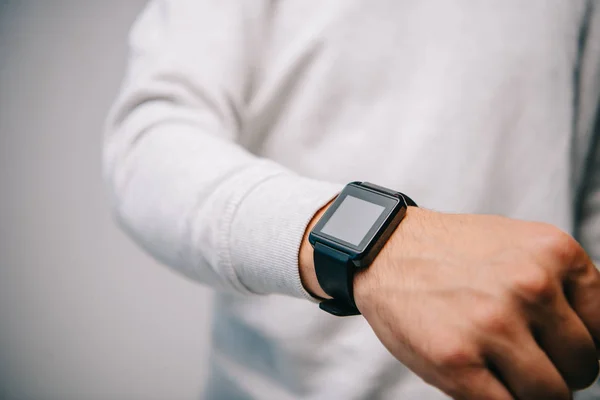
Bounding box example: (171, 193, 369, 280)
(221, 170, 342, 300)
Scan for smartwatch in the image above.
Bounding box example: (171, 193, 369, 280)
(308, 182, 417, 316)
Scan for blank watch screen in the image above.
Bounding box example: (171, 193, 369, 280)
(320, 195, 386, 246)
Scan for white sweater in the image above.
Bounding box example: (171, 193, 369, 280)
(104, 1, 600, 398)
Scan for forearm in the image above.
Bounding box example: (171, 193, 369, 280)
(104, 0, 343, 298)
(105, 116, 341, 296)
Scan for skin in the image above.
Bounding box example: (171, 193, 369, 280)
(299, 205, 600, 400)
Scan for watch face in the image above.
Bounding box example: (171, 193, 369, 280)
(320, 195, 386, 246)
(310, 183, 403, 255)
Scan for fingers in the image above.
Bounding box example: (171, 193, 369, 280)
(549, 233, 600, 349)
(446, 367, 515, 400)
(533, 294, 599, 390)
(487, 329, 571, 400)
(564, 260, 600, 353)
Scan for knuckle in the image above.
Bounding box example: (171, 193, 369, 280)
(511, 266, 557, 304)
(536, 224, 578, 263)
(473, 304, 512, 335)
(434, 341, 478, 371)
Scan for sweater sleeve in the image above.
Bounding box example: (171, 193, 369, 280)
(102, 0, 341, 299)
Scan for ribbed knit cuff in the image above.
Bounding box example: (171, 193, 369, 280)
(224, 172, 342, 300)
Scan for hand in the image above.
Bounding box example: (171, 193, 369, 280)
(300, 207, 600, 400)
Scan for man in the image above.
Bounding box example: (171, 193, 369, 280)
(104, 1, 600, 398)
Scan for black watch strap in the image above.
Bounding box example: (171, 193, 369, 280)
(313, 242, 361, 316)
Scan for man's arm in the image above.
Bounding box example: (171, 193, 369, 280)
(103, 0, 340, 298)
(300, 201, 600, 400)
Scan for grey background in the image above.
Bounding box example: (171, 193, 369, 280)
(0, 2, 212, 399)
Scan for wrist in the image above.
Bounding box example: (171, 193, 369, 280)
(353, 206, 424, 313)
(300, 183, 421, 314)
(299, 200, 334, 299)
